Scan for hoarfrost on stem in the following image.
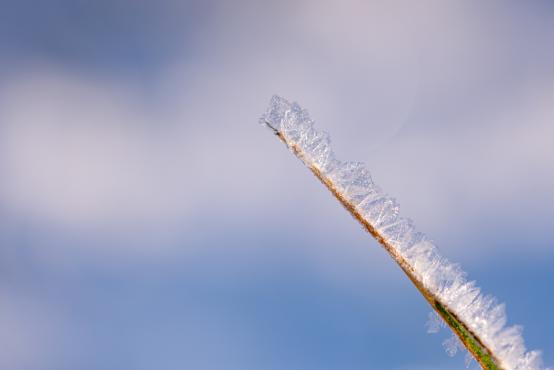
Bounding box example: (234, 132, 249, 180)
(260, 95, 548, 370)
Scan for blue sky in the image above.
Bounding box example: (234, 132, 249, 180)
(0, 1, 553, 369)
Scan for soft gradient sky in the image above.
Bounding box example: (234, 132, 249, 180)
(0, 1, 553, 369)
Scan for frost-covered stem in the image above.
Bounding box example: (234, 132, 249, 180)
(277, 131, 500, 369)
(260, 96, 547, 370)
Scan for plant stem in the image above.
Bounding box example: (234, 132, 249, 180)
(277, 131, 503, 370)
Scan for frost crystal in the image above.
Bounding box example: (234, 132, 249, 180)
(466, 351, 476, 368)
(443, 334, 464, 357)
(426, 311, 445, 334)
(261, 95, 548, 370)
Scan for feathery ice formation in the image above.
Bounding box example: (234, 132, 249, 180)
(260, 95, 546, 370)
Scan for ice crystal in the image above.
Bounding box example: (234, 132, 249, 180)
(426, 311, 446, 334)
(443, 334, 464, 357)
(260, 95, 548, 370)
(466, 350, 476, 368)
(260, 95, 289, 131)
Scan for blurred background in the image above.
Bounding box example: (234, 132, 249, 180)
(0, 1, 553, 369)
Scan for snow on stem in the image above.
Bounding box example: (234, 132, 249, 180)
(259, 95, 547, 370)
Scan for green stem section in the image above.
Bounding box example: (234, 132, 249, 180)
(434, 301, 500, 370)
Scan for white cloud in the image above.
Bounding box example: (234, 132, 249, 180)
(0, 0, 552, 265)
